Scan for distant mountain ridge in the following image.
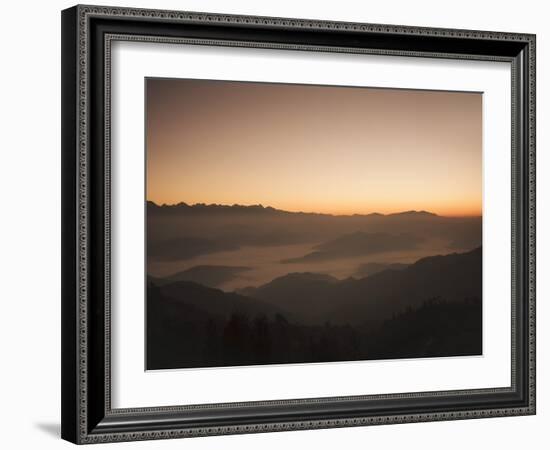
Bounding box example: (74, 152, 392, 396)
(147, 201, 481, 265)
(281, 231, 424, 263)
(147, 200, 441, 218)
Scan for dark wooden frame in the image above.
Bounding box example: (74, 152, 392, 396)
(61, 4, 536, 444)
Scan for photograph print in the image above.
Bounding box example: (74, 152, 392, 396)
(145, 78, 482, 370)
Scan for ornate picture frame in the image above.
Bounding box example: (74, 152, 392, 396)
(61, 5, 536, 444)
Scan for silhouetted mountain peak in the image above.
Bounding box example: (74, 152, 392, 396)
(410, 246, 481, 269)
(239, 272, 338, 293)
(387, 210, 437, 217)
(272, 272, 339, 284)
(154, 265, 252, 289)
(354, 261, 410, 278)
(282, 231, 423, 264)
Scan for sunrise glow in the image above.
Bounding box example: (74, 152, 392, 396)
(146, 79, 482, 218)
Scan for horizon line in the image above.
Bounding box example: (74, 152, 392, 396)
(146, 200, 482, 219)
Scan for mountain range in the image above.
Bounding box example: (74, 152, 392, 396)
(147, 202, 482, 264)
(147, 247, 482, 369)
(147, 201, 438, 218)
(240, 247, 481, 324)
(150, 247, 481, 326)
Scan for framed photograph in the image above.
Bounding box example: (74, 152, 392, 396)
(61, 5, 536, 444)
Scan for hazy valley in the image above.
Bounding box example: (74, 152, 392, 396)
(146, 202, 482, 369)
(147, 201, 481, 290)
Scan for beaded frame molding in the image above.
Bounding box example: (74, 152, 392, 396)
(61, 4, 536, 444)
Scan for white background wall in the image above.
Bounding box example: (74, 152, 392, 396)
(0, 0, 546, 448)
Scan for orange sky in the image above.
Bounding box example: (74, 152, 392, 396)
(146, 78, 482, 217)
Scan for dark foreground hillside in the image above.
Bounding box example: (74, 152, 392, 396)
(147, 294, 481, 369)
(147, 248, 482, 370)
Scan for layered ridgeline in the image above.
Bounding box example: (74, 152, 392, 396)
(147, 247, 482, 369)
(147, 202, 481, 263)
